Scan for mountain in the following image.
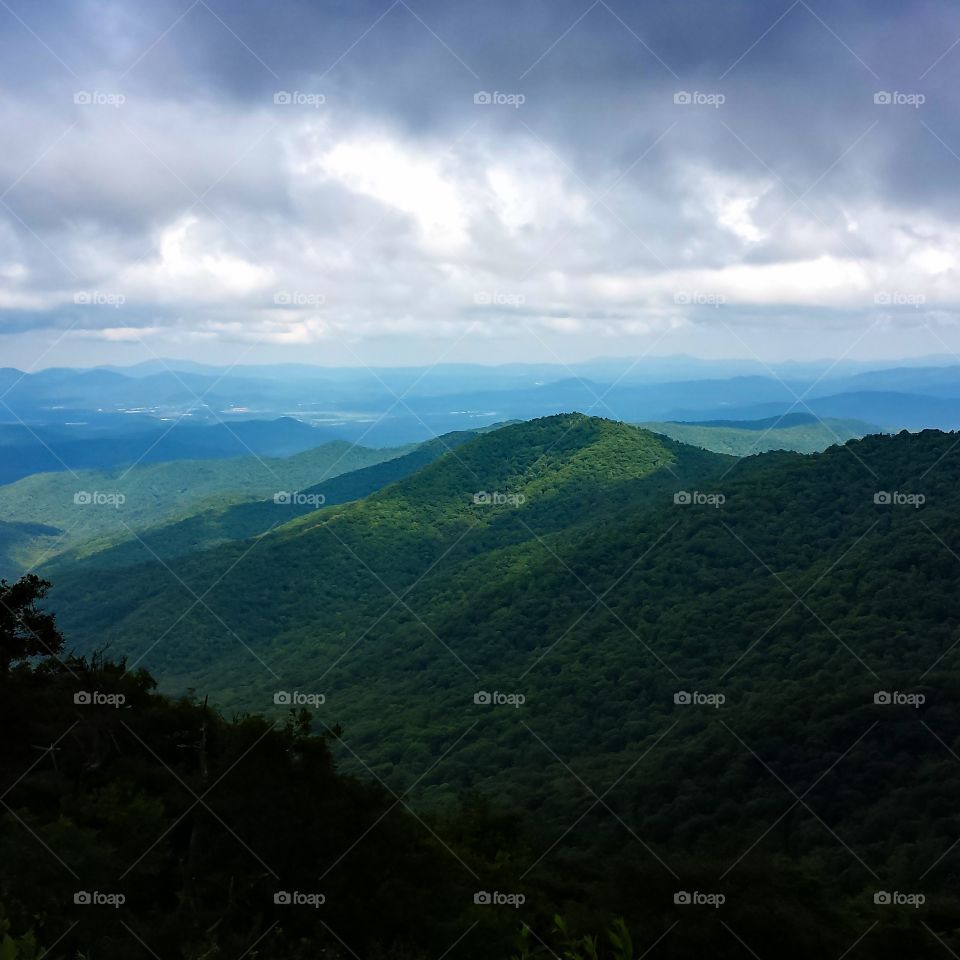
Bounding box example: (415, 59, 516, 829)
(666, 391, 960, 430)
(10, 415, 960, 958)
(0, 417, 340, 485)
(3, 362, 960, 473)
(50, 415, 718, 685)
(43, 418, 960, 885)
(640, 413, 877, 455)
(39, 429, 490, 573)
(0, 439, 410, 578)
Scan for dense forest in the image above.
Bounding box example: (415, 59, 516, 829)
(639, 413, 873, 455)
(0, 440, 410, 578)
(1, 416, 956, 955)
(2, 574, 957, 959)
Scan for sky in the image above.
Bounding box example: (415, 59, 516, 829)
(2, 0, 960, 369)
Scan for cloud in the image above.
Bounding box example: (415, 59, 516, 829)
(2, 0, 960, 366)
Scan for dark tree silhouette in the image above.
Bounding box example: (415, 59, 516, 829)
(0, 575, 63, 672)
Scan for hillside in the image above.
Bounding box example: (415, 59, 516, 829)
(640, 414, 875, 455)
(16, 415, 960, 956)
(667, 390, 960, 430)
(0, 416, 337, 485)
(40, 429, 487, 572)
(0, 440, 409, 577)
(3, 600, 943, 960)
(51, 414, 713, 680)
(42, 418, 960, 887)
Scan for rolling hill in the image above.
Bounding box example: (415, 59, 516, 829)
(8, 414, 960, 957)
(640, 413, 875, 455)
(38, 428, 489, 573)
(39, 416, 960, 893)
(0, 439, 411, 578)
(0, 416, 342, 485)
(667, 391, 960, 430)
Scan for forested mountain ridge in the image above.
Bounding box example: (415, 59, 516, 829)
(50, 415, 714, 687)
(40, 420, 960, 888)
(640, 414, 875, 455)
(38, 428, 488, 573)
(6, 418, 960, 958)
(0, 439, 411, 578)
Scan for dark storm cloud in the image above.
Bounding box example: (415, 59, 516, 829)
(1, 0, 960, 364)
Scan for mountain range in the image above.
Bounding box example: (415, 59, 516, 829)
(4, 406, 959, 958)
(0, 359, 958, 464)
(29, 414, 957, 891)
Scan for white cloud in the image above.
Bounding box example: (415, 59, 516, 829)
(4, 83, 960, 364)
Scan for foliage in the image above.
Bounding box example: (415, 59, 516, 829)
(0, 440, 411, 576)
(0, 574, 63, 671)
(39, 429, 484, 573)
(8, 416, 960, 956)
(640, 415, 875, 455)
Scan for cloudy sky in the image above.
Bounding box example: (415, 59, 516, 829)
(2, 0, 960, 368)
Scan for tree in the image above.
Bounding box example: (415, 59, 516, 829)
(0, 576, 63, 673)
